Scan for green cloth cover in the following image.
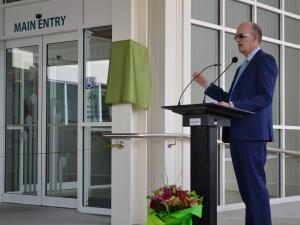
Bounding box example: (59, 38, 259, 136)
(105, 39, 151, 109)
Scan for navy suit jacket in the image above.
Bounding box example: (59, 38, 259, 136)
(205, 50, 278, 143)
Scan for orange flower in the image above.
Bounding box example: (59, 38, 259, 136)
(165, 196, 180, 206)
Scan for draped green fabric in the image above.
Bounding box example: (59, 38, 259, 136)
(105, 39, 151, 109)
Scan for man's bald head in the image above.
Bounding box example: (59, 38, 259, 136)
(238, 22, 262, 43)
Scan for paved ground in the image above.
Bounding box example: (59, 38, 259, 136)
(0, 201, 299, 225)
(0, 203, 110, 225)
(218, 201, 300, 225)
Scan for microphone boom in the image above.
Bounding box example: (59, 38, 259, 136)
(202, 57, 238, 103)
(177, 63, 221, 105)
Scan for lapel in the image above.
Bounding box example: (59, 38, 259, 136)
(228, 67, 240, 95)
(229, 49, 263, 95)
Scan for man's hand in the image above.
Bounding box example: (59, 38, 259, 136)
(192, 72, 209, 87)
(218, 101, 231, 107)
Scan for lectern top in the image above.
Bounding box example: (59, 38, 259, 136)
(162, 103, 254, 119)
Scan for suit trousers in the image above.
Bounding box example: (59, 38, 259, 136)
(230, 141, 272, 225)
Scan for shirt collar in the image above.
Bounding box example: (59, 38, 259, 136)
(246, 47, 261, 62)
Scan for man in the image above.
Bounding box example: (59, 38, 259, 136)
(193, 22, 278, 225)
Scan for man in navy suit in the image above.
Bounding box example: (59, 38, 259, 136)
(193, 22, 278, 225)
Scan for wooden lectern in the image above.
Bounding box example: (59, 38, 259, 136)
(162, 103, 253, 225)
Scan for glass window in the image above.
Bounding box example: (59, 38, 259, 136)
(265, 153, 280, 198)
(67, 84, 78, 123)
(266, 130, 280, 198)
(260, 41, 280, 125)
(84, 27, 112, 123)
(191, 0, 219, 25)
(226, 0, 252, 29)
(191, 25, 219, 104)
(285, 130, 300, 196)
(285, 17, 300, 45)
(257, 8, 280, 40)
(285, 0, 300, 16)
(83, 127, 111, 208)
(258, 0, 280, 9)
(83, 26, 112, 209)
(285, 47, 300, 126)
(268, 129, 280, 149)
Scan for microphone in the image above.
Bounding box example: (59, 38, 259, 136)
(202, 57, 238, 104)
(177, 63, 221, 105)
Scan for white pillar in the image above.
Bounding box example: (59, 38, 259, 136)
(112, 0, 190, 224)
(163, 0, 185, 187)
(111, 0, 148, 224)
(0, 6, 5, 202)
(147, 0, 189, 192)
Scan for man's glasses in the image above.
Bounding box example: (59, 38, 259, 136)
(234, 32, 255, 41)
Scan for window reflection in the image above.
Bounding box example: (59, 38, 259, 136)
(285, 130, 300, 196)
(5, 46, 39, 195)
(84, 27, 112, 123)
(83, 26, 112, 209)
(46, 41, 78, 198)
(83, 128, 111, 208)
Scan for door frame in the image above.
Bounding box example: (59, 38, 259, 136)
(3, 36, 43, 205)
(2, 32, 79, 208)
(41, 32, 78, 208)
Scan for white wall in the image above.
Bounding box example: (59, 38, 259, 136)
(84, 0, 112, 28)
(3, 0, 113, 39)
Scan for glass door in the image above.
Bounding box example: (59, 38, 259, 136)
(4, 37, 42, 204)
(4, 33, 78, 208)
(41, 33, 78, 208)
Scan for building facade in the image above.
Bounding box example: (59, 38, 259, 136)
(0, 0, 299, 224)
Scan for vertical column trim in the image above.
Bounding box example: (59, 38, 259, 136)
(0, 40, 5, 202)
(0, 0, 4, 203)
(280, 0, 286, 198)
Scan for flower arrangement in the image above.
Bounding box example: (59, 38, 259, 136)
(146, 185, 203, 225)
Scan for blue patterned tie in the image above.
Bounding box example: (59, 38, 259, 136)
(231, 58, 249, 94)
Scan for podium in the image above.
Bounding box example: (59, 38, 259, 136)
(162, 103, 253, 225)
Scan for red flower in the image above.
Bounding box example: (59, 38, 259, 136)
(147, 185, 203, 213)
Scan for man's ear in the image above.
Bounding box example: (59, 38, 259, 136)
(253, 32, 259, 42)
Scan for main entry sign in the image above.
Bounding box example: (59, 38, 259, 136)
(4, 0, 80, 36)
(14, 16, 66, 33)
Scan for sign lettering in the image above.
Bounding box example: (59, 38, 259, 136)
(14, 16, 66, 33)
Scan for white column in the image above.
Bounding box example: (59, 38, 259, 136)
(163, 0, 186, 188)
(147, 0, 166, 192)
(112, 0, 189, 223)
(111, 0, 148, 224)
(181, 0, 192, 190)
(147, 0, 189, 191)
(0, 1, 4, 202)
(0, 9, 5, 201)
